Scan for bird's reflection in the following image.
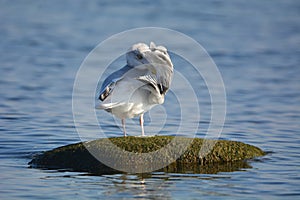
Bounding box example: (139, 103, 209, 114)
(100, 161, 251, 199)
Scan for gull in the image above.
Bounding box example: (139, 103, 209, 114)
(96, 42, 173, 137)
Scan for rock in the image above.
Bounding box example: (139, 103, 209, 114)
(29, 136, 266, 174)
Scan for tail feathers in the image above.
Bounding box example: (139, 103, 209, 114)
(96, 102, 122, 110)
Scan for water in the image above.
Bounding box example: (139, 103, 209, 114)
(1, 0, 300, 199)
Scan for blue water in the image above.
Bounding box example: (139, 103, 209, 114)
(1, 0, 300, 199)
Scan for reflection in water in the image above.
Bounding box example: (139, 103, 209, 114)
(104, 174, 171, 199)
(92, 168, 240, 199)
(81, 160, 252, 176)
(68, 161, 252, 199)
(130, 160, 250, 175)
(36, 161, 252, 199)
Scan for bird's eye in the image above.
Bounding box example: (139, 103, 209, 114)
(136, 53, 143, 60)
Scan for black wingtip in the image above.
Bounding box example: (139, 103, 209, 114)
(159, 84, 168, 95)
(99, 88, 109, 101)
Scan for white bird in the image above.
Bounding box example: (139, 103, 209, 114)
(97, 42, 173, 137)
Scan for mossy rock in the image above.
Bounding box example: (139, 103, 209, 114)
(29, 136, 266, 174)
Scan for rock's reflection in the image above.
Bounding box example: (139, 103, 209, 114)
(98, 161, 251, 199)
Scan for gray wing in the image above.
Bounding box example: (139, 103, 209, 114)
(99, 63, 173, 101)
(136, 64, 173, 95)
(98, 65, 133, 101)
(136, 75, 167, 95)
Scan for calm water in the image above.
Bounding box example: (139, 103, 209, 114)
(1, 0, 300, 199)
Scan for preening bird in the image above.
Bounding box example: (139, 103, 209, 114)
(97, 42, 173, 136)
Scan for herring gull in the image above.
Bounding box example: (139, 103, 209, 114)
(97, 42, 173, 136)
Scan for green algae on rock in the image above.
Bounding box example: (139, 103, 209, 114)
(29, 136, 266, 174)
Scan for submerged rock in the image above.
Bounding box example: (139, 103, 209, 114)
(29, 136, 266, 174)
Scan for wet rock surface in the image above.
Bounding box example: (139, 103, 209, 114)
(29, 136, 266, 174)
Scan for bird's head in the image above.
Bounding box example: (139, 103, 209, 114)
(126, 42, 173, 68)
